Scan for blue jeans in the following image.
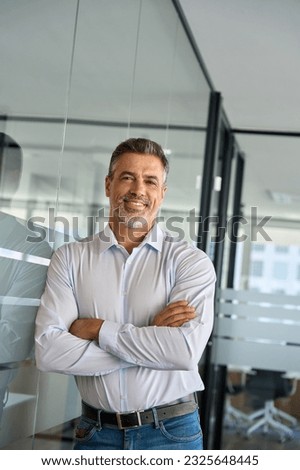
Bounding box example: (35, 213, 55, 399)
(73, 409, 203, 450)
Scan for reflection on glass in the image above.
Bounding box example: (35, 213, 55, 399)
(0, 0, 213, 449)
(0, 133, 52, 440)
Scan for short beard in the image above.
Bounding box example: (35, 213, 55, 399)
(115, 196, 150, 229)
(117, 207, 148, 229)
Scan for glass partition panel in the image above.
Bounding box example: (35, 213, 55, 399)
(1, 0, 213, 449)
(127, 0, 210, 127)
(56, 0, 211, 242)
(216, 134, 300, 449)
(0, 0, 79, 449)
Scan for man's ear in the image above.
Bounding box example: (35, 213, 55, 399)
(105, 175, 111, 197)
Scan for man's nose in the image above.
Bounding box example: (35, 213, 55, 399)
(130, 178, 145, 195)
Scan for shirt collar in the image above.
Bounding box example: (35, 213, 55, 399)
(97, 224, 118, 253)
(98, 223, 164, 253)
(142, 223, 164, 252)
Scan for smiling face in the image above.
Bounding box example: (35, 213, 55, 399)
(105, 152, 167, 235)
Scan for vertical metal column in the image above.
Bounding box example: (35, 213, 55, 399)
(197, 91, 222, 252)
(227, 153, 245, 288)
(211, 151, 245, 449)
(213, 131, 234, 278)
(202, 130, 234, 449)
(196, 91, 221, 448)
(212, 153, 245, 449)
(210, 131, 235, 450)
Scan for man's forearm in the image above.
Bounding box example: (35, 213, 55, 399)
(69, 300, 195, 341)
(68, 301, 204, 372)
(69, 318, 104, 340)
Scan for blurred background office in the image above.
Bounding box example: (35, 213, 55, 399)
(0, 0, 299, 450)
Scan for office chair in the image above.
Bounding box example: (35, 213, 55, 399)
(224, 373, 250, 430)
(244, 369, 297, 442)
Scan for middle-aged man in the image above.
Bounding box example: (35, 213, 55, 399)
(35, 137, 216, 450)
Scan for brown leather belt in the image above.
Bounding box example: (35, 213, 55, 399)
(82, 400, 198, 430)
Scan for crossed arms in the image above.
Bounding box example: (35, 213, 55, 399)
(35, 244, 215, 376)
(69, 300, 196, 340)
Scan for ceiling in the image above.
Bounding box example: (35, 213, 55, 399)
(180, 0, 300, 131)
(179, 0, 300, 227)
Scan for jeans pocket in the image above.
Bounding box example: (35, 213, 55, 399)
(159, 411, 203, 443)
(74, 417, 98, 442)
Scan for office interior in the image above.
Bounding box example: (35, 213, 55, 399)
(0, 0, 299, 450)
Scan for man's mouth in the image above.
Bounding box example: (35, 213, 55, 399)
(123, 196, 149, 208)
(127, 200, 144, 206)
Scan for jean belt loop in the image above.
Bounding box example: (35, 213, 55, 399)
(152, 407, 160, 429)
(96, 409, 102, 430)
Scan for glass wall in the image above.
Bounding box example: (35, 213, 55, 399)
(213, 134, 300, 449)
(0, 0, 212, 449)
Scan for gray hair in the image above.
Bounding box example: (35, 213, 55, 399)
(108, 137, 169, 182)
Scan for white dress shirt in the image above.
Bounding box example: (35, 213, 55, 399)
(35, 223, 216, 412)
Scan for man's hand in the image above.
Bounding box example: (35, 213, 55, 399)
(69, 318, 104, 341)
(151, 300, 196, 327)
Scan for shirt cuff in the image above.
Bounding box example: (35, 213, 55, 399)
(99, 319, 120, 351)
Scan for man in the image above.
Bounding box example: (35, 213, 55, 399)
(35, 137, 216, 450)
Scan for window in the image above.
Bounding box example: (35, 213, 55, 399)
(275, 245, 289, 254)
(252, 243, 265, 252)
(273, 261, 288, 280)
(250, 260, 264, 277)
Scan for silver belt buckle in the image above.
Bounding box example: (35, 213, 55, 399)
(116, 410, 143, 429)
